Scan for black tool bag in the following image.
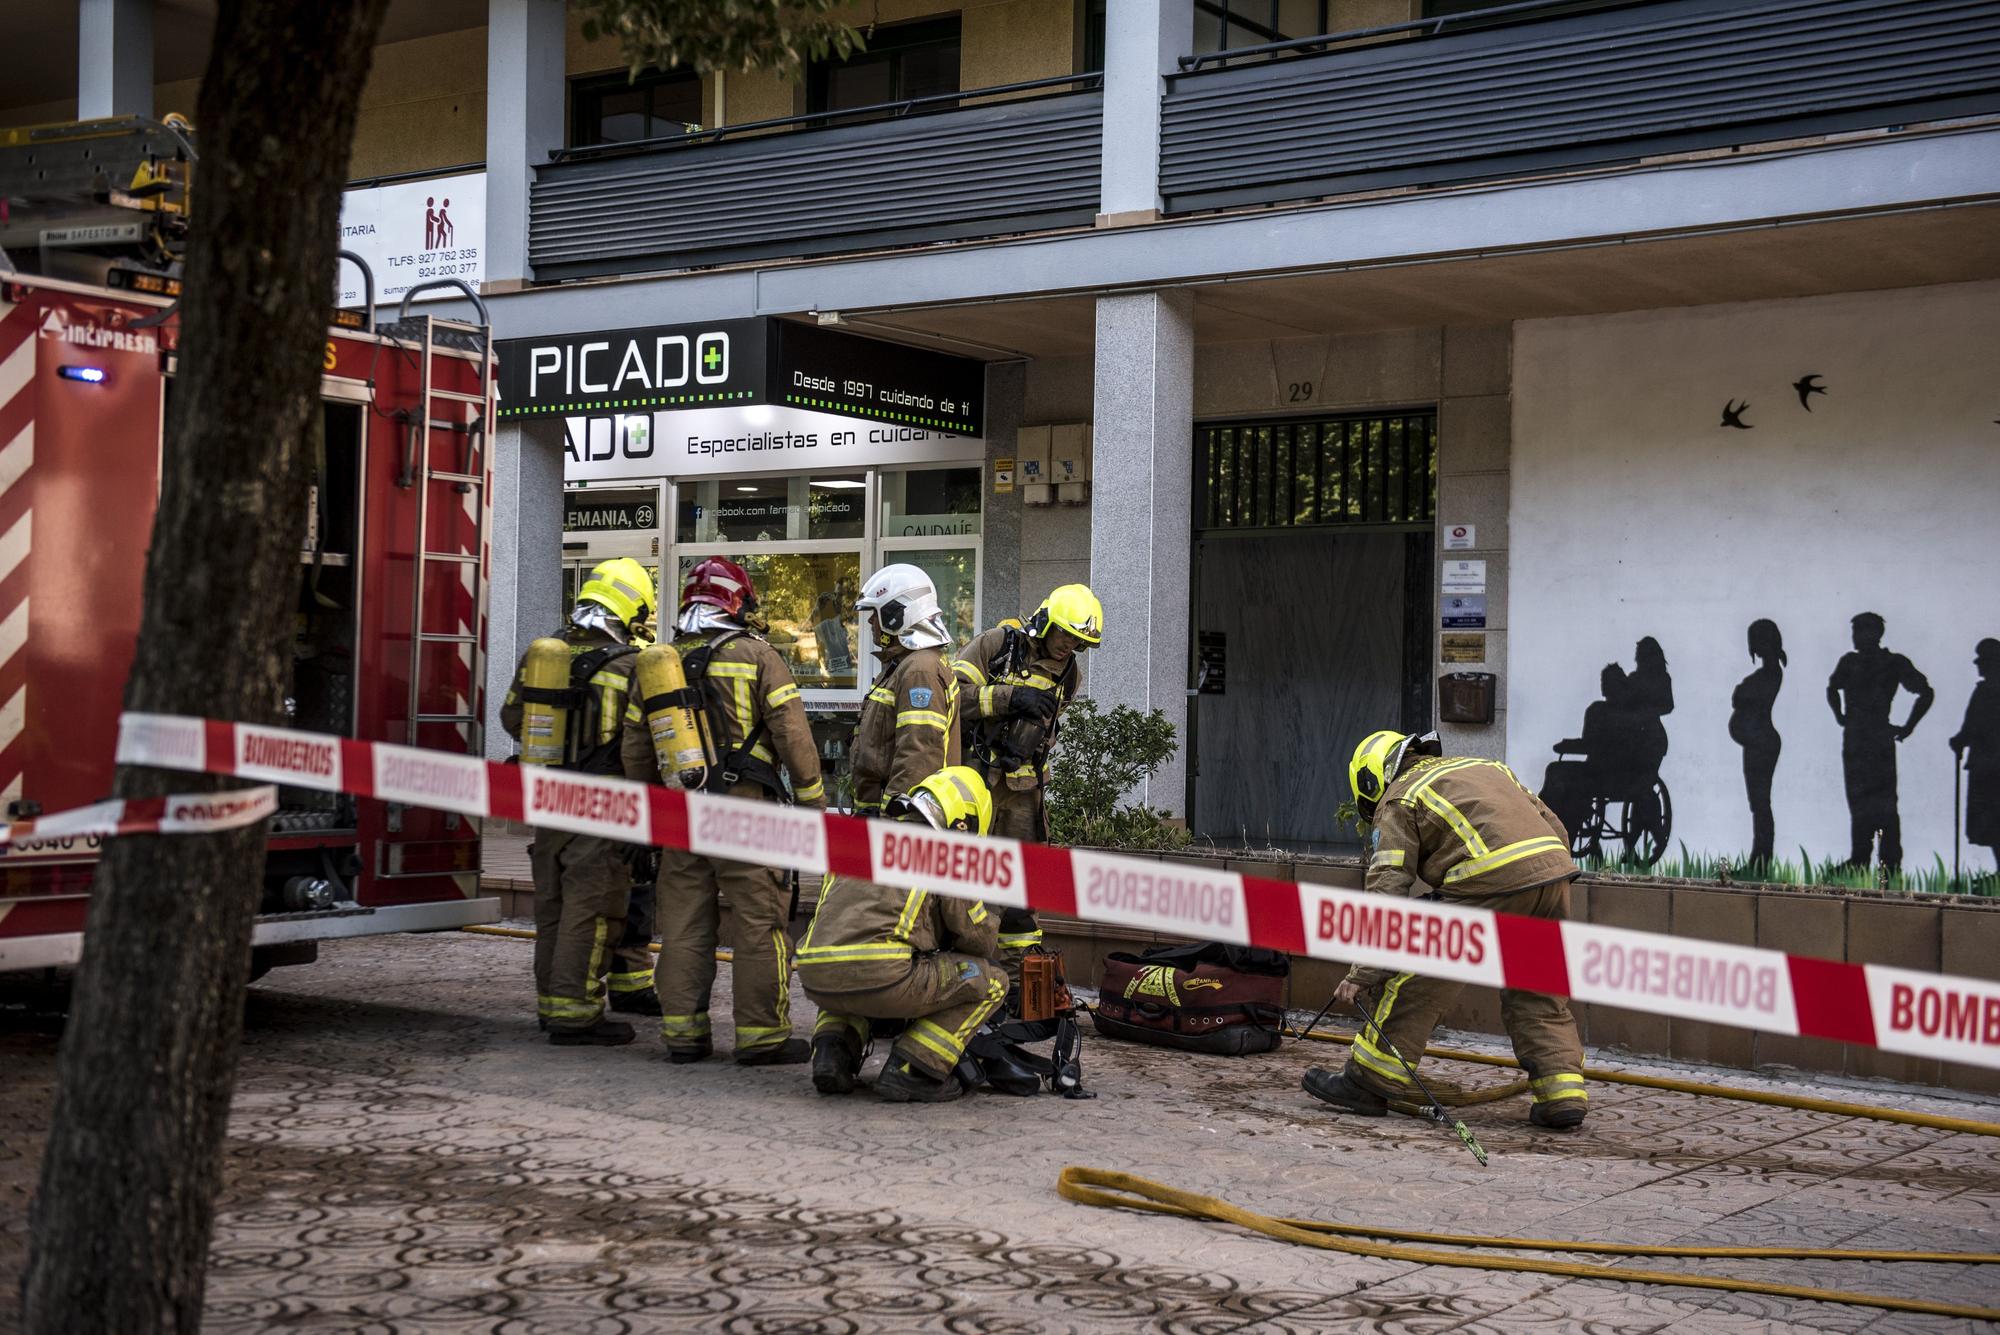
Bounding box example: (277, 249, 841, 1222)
(1091, 942, 1290, 1056)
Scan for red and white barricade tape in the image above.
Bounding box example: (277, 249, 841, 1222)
(2, 783, 277, 848)
(114, 712, 2000, 1072)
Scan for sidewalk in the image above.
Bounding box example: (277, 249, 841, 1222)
(4, 930, 1996, 1331)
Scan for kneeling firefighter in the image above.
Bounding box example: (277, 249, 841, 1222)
(502, 556, 657, 1046)
(625, 556, 827, 1066)
(1304, 731, 1589, 1129)
(798, 767, 1007, 1103)
(953, 584, 1102, 990)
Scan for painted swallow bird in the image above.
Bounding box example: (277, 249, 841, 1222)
(1792, 374, 1827, 411)
(1721, 399, 1753, 429)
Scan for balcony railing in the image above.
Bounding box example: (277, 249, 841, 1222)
(529, 74, 1104, 280)
(1161, 0, 2000, 214)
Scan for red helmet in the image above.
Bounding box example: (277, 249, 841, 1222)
(681, 556, 756, 617)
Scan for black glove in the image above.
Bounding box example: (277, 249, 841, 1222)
(1009, 686, 1059, 722)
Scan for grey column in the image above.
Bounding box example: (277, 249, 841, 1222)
(485, 419, 566, 759)
(78, 0, 153, 118)
(980, 362, 1025, 628)
(1088, 291, 1194, 814)
(1098, 0, 1192, 222)
(485, 0, 566, 289)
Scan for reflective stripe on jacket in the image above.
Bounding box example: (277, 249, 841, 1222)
(1366, 757, 1576, 901)
(795, 872, 999, 993)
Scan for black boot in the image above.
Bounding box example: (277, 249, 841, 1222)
(549, 1018, 636, 1047)
(665, 1040, 714, 1064)
(875, 1059, 964, 1103)
(1530, 1099, 1587, 1130)
(1302, 1065, 1387, 1117)
(609, 990, 664, 1017)
(811, 1034, 862, 1094)
(737, 1036, 811, 1067)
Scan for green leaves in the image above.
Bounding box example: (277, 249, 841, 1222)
(576, 0, 862, 78)
(1045, 698, 1190, 851)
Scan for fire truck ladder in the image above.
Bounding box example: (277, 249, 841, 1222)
(381, 281, 494, 755)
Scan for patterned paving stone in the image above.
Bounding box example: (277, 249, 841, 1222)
(2, 931, 1996, 1332)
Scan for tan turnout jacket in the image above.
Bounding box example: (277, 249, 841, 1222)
(952, 625, 1080, 792)
(850, 644, 959, 813)
(794, 874, 1000, 994)
(1366, 756, 1576, 900)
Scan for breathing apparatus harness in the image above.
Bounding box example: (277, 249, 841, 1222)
(954, 949, 1094, 1100)
(971, 625, 1078, 794)
(514, 636, 640, 774)
(646, 630, 790, 801)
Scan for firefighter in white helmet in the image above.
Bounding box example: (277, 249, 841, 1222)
(500, 556, 657, 1046)
(953, 583, 1102, 990)
(849, 564, 960, 816)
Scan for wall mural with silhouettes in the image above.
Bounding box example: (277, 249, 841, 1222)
(1508, 280, 2000, 887)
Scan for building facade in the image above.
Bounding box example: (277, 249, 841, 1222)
(14, 0, 2000, 870)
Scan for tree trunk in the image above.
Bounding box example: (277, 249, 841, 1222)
(22, 2, 389, 1329)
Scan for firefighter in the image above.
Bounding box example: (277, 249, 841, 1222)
(850, 564, 960, 815)
(952, 583, 1101, 988)
(1303, 730, 1590, 1129)
(798, 766, 1006, 1102)
(500, 556, 657, 1046)
(631, 556, 826, 1065)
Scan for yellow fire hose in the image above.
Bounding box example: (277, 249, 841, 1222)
(1056, 1167, 2000, 1322)
(465, 927, 2000, 1314)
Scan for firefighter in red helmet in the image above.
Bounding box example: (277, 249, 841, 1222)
(627, 556, 826, 1065)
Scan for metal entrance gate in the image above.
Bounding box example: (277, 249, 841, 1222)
(1188, 412, 1436, 850)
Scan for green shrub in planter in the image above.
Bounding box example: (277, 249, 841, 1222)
(1045, 698, 1191, 851)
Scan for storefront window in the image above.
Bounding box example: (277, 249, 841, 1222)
(892, 548, 980, 650)
(879, 466, 981, 538)
(678, 473, 867, 544)
(675, 550, 862, 691)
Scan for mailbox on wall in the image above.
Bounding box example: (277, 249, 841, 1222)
(1438, 671, 1497, 725)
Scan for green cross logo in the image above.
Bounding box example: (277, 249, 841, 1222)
(703, 344, 722, 373)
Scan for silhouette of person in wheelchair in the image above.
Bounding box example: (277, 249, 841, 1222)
(1540, 649, 1674, 866)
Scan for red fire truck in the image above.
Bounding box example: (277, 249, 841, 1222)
(0, 117, 499, 973)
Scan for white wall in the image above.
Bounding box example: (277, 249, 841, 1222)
(1511, 281, 2000, 875)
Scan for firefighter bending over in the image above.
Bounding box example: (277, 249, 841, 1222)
(850, 564, 960, 815)
(953, 584, 1101, 989)
(1304, 731, 1589, 1129)
(629, 557, 826, 1065)
(501, 557, 657, 1047)
(798, 766, 1006, 1103)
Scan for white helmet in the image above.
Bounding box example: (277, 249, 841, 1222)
(855, 563, 950, 651)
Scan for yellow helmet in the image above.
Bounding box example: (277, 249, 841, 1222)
(1349, 730, 1409, 823)
(578, 557, 655, 628)
(1028, 583, 1103, 647)
(902, 765, 994, 836)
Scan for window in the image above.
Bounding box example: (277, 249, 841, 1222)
(677, 473, 867, 544)
(1195, 413, 1436, 531)
(807, 17, 961, 115)
(570, 67, 703, 147)
(1192, 1, 1330, 56)
(879, 466, 981, 538)
(675, 550, 864, 691)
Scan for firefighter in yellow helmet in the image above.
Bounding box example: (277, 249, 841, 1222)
(850, 564, 960, 817)
(952, 584, 1100, 990)
(1303, 729, 1590, 1129)
(500, 556, 658, 1045)
(798, 766, 1006, 1103)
